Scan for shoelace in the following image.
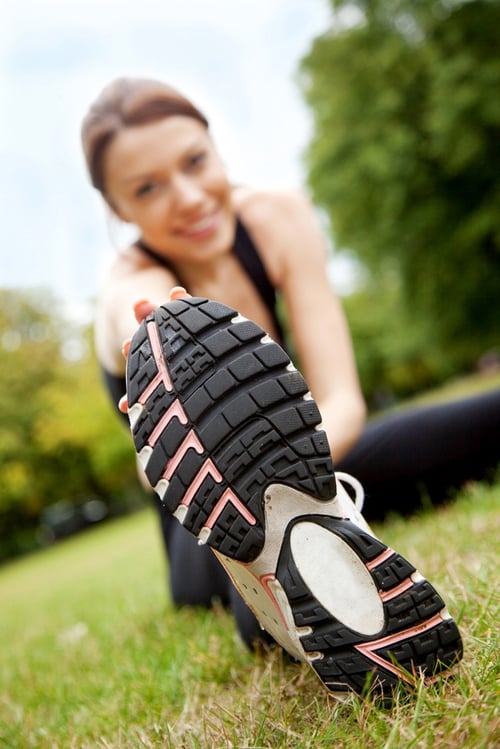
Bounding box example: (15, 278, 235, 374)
(335, 471, 365, 512)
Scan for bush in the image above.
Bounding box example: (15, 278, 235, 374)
(0, 288, 146, 562)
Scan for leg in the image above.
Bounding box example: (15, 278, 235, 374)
(155, 498, 231, 607)
(156, 494, 272, 647)
(103, 366, 237, 608)
(338, 390, 500, 521)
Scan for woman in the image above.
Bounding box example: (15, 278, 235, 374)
(81, 77, 497, 696)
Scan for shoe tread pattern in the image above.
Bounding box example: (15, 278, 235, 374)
(126, 298, 336, 562)
(276, 515, 463, 696)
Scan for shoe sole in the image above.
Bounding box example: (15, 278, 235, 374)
(126, 297, 463, 697)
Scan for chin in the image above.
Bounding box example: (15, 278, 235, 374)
(195, 213, 235, 257)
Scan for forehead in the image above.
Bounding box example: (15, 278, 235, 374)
(105, 116, 211, 183)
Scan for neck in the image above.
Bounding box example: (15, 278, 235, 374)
(172, 252, 235, 297)
(138, 215, 239, 295)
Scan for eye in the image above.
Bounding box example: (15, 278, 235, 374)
(135, 182, 157, 198)
(186, 150, 207, 171)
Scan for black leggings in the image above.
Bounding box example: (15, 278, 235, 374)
(151, 389, 500, 646)
(338, 388, 500, 520)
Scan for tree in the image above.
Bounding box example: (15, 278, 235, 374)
(300, 0, 500, 358)
(0, 288, 142, 561)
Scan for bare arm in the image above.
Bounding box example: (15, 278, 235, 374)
(96, 264, 186, 490)
(240, 190, 366, 460)
(94, 258, 178, 374)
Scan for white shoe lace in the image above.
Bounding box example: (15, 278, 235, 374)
(335, 471, 365, 512)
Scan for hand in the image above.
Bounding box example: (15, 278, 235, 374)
(118, 286, 190, 414)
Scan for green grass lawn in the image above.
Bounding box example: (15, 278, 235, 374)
(1, 477, 499, 748)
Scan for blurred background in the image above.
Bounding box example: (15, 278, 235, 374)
(1, 0, 499, 561)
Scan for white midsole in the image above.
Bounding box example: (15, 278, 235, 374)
(214, 481, 378, 662)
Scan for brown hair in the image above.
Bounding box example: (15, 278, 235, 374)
(81, 77, 209, 194)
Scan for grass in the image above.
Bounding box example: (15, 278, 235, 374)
(0, 482, 499, 749)
(1, 374, 499, 748)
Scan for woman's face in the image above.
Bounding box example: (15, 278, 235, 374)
(103, 116, 235, 263)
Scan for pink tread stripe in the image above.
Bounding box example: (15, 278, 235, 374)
(136, 321, 174, 405)
(147, 320, 173, 391)
(204, 487, 257, 529)
(355, 612, 444, 683)
(181, 458, 223, 507)
(142, 317, 256, 533)
(137, 372, 163, 405)
(366, 547, 395, 570)
(162, 429, 204, 481)
(149, 399, 188, 446)
(379, 577, 414, 602)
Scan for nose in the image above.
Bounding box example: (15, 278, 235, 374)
(171, 174, 204, 212)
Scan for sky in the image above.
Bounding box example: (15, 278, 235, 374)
(0, 0, 357, 320)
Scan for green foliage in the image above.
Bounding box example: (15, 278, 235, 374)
(301, 0, 500, 357)
(340, 265, 497, 406)
(342, 269, 450, 405)
(0, 288, 144, 562)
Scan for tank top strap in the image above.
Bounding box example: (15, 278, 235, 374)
(233, 220, 274, 313)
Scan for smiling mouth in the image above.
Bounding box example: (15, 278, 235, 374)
(179, 212, 220, 238)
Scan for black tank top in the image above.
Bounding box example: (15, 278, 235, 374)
(102, 217, 284, 418)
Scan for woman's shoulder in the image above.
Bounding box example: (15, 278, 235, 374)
(232, 186, 315, 250)
(232, 185, 312, 227)
(231, 185, 325, 280)
(97, 243, 176, 318)
(99, 242, 175, 295)
(105, 243, 154, 280)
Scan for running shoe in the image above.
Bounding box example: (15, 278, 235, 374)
(125, 296, 463, 698)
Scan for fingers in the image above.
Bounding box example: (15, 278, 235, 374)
(132, 288, 190, 324)
(133, 299, 157, 324)
(122, 339, 131, 359)
(169, 286, 191, 301)
(120, 287, 191, 414)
